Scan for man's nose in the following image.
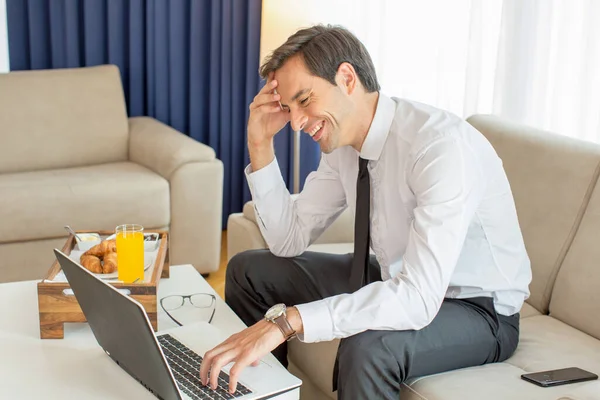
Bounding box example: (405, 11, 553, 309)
(290, 109, 308, 132)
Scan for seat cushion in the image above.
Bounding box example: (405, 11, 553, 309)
(288, 316, 600, 400)
(0, 237, 73, 283)
(402, 316, 600, 400)
(288, 339, 339, 399)
(0, 162, 170, 243)
(403, 363, 600, 400)
(520, 302, 542, 318)
(507, 316, 600, 376)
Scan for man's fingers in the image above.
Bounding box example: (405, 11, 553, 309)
(209, 350, 237, 390)
(228, 355, 253, 394)
(259, 104, 286, 114)
(250, 92, 281, 111)
(265, 72, 276, 91)
(200, 343, 233, 385)
(199, 351, 213, 385)
(250, 103, 285, 116)
(258, 78, 278, 97)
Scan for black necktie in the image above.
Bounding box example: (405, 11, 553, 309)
(350, 157, 370, 291)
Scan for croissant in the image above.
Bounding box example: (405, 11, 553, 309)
(104, 239, 117, 253)
(80, 255, 103, 274)
(80, 239, 119, 274)
(83, 242, 104, 258)
(84, 239, 117, 257)
(102, 252, 118, 274)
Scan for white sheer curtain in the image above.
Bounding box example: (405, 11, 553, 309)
(262, 0, 600, 142)
(494, 0, 600, 142)
(0, 0, 9, 73)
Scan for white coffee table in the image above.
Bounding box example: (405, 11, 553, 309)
(0, 264, 300, 399)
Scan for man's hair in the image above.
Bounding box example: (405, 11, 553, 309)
(259, 25, 380, 93)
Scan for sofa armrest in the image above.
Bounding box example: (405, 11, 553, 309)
(129, 116, 224, 274)
(129, 116, 216, 179)
(227, 213, 268, 261)
(227, 200, 354, 260)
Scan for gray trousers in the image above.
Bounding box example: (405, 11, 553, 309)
(225, 250, 520, 400)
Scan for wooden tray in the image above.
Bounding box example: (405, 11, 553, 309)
(37, 230, 170, 339)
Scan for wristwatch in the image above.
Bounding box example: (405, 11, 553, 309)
(265, 303, 297, 341)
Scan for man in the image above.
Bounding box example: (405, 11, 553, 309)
(200, 25, 532, 399)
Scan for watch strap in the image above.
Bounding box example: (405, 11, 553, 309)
(273, 313, 296, 341)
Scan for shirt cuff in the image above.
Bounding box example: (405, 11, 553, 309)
(244, 157, 283, 199)
(294, 300, 334, 343)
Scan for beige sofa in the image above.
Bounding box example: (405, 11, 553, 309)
(227, 115, 600, 399)
(0, 65, 223, 283)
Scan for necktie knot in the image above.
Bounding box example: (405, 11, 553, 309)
(358, 157, 369, 176)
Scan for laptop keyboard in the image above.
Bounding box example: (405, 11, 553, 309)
(158, 334, 252, 400)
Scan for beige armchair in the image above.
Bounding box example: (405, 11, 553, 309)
(0, 65, 223, 283)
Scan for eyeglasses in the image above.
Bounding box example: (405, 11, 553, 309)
(160, 293, 216, 326)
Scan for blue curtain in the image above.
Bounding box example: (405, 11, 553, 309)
(7, 0, 320, 225)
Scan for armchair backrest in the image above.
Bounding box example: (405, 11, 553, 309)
(0, 65, 129, 174)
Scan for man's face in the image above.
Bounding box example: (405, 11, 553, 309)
(274, 56, 353, 154)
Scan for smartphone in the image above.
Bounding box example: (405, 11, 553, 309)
(521, 367, 598, 387)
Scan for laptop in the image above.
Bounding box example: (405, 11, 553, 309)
(53, 249, 302, 400)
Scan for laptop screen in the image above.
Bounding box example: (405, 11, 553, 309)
(54, 249, 182, 400)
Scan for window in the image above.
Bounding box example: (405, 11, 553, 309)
(262, 0, 600, 142)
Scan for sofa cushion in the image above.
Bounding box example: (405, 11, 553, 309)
(467, 115, 600, 314)
(550, 176, 600, 341)
(507, 316, 600, 377)
(0, 236, 72, 283)
(520, 302, 541, 318)
(0, 65, 129, 174)
(287, 361, 333, 400)
(287, 308, 551, 399)
(403, 364, 543, 400)
(403, 363, 600, 400)
(288, 339, 339, 399)
(402, 316, 600, 400)
(0, 162, 170, 243)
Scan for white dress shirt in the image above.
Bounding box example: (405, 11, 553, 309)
(245, 94, 532, 343)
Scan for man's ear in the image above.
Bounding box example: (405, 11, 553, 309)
(336, 62, 357, 95)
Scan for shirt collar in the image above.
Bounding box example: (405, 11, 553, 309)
(359, 93, 396, 161)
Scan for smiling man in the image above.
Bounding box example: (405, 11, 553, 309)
(200, 25, 532, 399)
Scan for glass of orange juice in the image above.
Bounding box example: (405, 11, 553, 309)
(116, 224, 144, 283)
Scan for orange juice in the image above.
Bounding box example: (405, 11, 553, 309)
(116, 225, 144, 283)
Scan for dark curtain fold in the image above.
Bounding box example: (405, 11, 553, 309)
(7, 0, 321, 225)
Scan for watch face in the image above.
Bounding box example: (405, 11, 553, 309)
(265, 303, 286, 320)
